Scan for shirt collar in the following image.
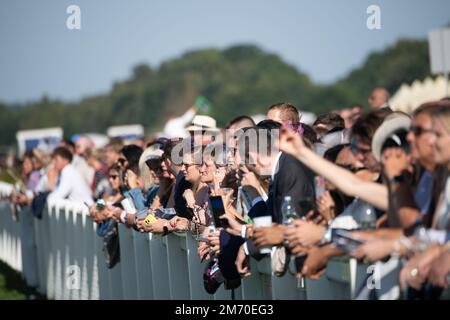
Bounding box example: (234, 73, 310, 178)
(271, 152, 283, 180)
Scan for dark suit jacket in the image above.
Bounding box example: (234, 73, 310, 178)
(246, 152, 316, 258)
(269, 153, 316, 223)
(174, 171, 192, 219)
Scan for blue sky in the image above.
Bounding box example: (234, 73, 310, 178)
(1, 0, 449, 103)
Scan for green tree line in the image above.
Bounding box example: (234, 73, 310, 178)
(0, 38, 431, 148)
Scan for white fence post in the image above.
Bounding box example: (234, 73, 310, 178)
(132, 231, 154, 299)
(148, 234, 170, 299)
(1, 180, 383, 301)
(118, 223, 138, 299)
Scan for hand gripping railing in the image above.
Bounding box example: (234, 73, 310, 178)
(0, 181, 378, 300)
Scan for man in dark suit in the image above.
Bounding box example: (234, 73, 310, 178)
(234, 122, 315, 263)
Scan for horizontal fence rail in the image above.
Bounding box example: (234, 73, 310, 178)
(0, 181, 373, 300)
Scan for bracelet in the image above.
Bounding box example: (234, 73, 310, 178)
(241, 224, 247, 239)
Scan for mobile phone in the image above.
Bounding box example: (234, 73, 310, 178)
(294, 254, 308, 272)
(144, 213, 157, 225)
(208, 196, 229, 229)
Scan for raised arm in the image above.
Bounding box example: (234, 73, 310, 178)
(279, 128, 388, 211)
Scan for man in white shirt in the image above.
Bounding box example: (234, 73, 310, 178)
(48, 147, 94, 205)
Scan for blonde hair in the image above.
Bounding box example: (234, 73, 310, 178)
(138, 145, 161, 191)
(431, 101, 450, 134)
(32, 148, 50, 167)
(84, 148, 105, 161)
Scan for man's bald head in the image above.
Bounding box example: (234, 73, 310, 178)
(368, 88, 390, 109)
(267, 102, 301, 124)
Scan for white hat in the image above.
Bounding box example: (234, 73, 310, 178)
(141, 147, 163, 162)
(186, 115, 220, 133)
(372, 113, 412, 162)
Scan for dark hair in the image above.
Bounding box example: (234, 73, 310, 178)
(257, 119, 282, 130)
(237, 126, 278, 165)
(52, 147, 73, 163)
(313, 112, 345, 132)
(108, 163, 121, 172)
(61, 139, 75, 150)
(120, 144, 143, 167)
(126, 163, 140, 176)
(381, 129, 410, 155)
(23, 150, 35, 161)
(302, 123, 319, 145)
(225, 115, 255, 130)
(268, 102, 300, 123)
(161, 138, 183, 160)
(351, 108, 392, 145)
(324, 144, 349, 163)
(413, 100, 450, 117)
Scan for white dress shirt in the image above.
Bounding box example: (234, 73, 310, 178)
(48, 164, 94, 205)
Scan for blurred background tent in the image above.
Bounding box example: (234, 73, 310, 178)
(390, 75, 450, 113)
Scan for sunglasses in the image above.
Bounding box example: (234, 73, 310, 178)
(109, 175, 119, 180)
(410, 126, 435, 137)
(350, 143, 371, 156)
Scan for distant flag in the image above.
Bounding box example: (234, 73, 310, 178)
(194, 96, 212, 115)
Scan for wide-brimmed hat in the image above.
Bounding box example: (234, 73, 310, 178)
(372, 113, 412, 162)
(186, 115, 220, 133)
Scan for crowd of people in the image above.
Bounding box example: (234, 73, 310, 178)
(3, 87, 450, 299)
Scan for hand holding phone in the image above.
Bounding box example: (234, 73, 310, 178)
(209, 196, 229, 229)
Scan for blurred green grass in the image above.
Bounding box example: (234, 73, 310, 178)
(0, 260, 46, 300)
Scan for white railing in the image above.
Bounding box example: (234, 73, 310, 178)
(0, 181, 369, 300)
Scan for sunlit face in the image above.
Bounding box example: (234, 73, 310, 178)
(53, 155, 69, 172)
(160, 159, 171, 178)
(350, 139, 379, 172)
(368, 89, 387, 108)
(150, 169, 160, 184)
(407, 113, 435, 168)
(200, 157, 216, 184)
(105, 147, 120, 167)
(431, 117, 450, 165)
(181, 154, 201, 184)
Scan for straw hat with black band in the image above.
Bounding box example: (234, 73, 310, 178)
(186, 115, 220, 133)
(371, 113, 412, 162)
